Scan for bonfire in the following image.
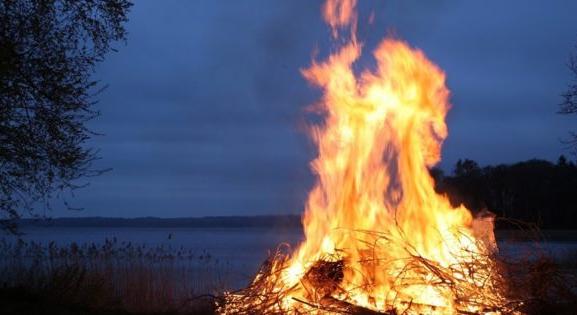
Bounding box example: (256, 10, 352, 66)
(220, 1, 521, 314)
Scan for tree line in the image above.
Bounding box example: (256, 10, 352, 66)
(432, 156, 577, 229)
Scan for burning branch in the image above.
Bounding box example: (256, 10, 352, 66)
(219, 1, 524, 314)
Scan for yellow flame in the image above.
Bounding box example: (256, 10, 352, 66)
(284, 1, 505, 313)
(221, 1, 510, 314)
(322, 0, 357, 38)
(280, 35, 500, 313)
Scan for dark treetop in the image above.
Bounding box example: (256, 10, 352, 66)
(0, 0, 131, 232)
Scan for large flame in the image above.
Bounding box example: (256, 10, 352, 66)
(280, 38, 502, 313)
(221, 1, 509, 314)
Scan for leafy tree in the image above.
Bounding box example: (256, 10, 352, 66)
(0, 0, 132, 233)
(557, 154, 568, 167)
(437, 158, 577, 229)
(560, 44, 577, 146)
(453, 159, 481, 177)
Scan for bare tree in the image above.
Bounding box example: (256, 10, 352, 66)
(560, 44, 577, 146)
(0, 0, 132, 233)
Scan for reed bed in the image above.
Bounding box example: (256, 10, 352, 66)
(2, 229, 576, 314)
(0, 238, 228, 314)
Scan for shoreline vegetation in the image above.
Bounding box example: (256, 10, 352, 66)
(1, 224, 577, 314)
(0, 237, 224, 315)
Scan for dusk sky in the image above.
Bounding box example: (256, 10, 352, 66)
(54, 0, 577, 218)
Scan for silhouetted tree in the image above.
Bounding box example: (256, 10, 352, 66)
(557, 155, 568, 166)
(560, 44, 577, 146)
(453, 159, 481, 177)
(436, 157, 577, 229)
(444, 159, 486, 212)
(0, 0, 132, 233)
(429, 167, 444, 187)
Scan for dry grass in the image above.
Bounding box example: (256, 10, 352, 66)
(219, 227, 577, 315)
(0, 238, 227, 314)
(2, 229, 576, 315)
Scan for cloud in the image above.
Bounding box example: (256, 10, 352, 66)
(52, 0, 577, 217)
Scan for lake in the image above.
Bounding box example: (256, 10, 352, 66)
(6, 226, 577, 289)
(10, 226, 304, 289)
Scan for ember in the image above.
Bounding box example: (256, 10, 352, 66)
(220, 1, 519, 314)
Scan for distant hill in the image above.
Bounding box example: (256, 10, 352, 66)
(18, 215, 302, 229)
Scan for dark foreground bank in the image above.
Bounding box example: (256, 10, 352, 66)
(0, 287, 215, 315)
(1, 235, 577, 315)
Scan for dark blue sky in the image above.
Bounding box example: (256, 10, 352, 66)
(54, 0, 577, 217)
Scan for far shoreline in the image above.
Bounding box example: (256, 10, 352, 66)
(12, 216, 577, 242)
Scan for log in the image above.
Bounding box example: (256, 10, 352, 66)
(292, 296, 395, 315)
(321, 296, 396, 315)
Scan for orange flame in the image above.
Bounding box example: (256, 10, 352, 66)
(282, 36, 502, 313)
(322, 0, 357, 38)
(283, 0, 506, 313)
(221, 1, 510, 314)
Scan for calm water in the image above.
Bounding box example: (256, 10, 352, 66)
(8, 226, 577, 288)
(14, 226, 304, 287)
